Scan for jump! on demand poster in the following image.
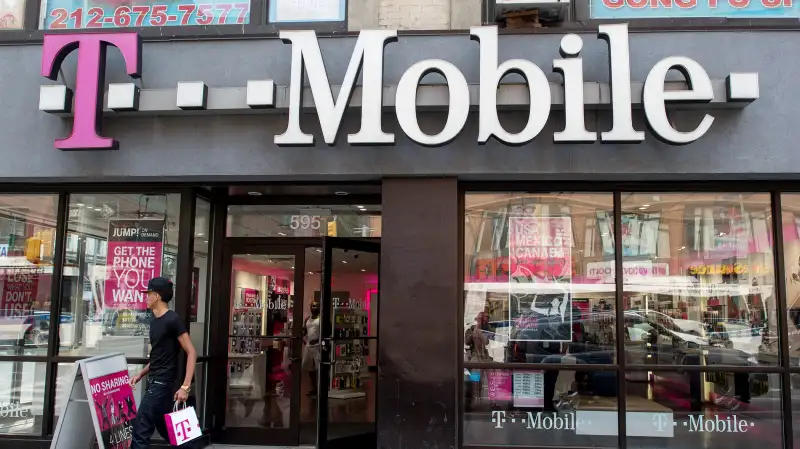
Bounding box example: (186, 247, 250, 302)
(104, 219, 165, 311)
(89, 370, 137, 449)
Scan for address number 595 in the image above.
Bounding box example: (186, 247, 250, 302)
(290, 215, 322, 230)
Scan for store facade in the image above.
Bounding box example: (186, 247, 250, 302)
(0, 20, 799, 449)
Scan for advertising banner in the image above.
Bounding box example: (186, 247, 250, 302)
(89, 370, 137, 449)
(41, 0, 251, 30)
(591, 0, 800, 19)
(50, 353, 139, 449)
(487, 369, 513, 402)
(241, 288, 259, 308)
(104, 219, 164, 311)
(0, 269, 39, 317)
(586, 261, 670, 281)
(508, 216, 573, 342)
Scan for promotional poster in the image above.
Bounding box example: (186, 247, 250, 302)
(0, 268, 39, 317)
(104, 219, 165, 311)
(89, 370, 137, 449)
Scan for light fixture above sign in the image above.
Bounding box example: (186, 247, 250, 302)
(39, 24, 758, 151)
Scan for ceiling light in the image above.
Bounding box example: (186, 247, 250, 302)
(291, 266, 294, 269)
(342, 261, 348, 264)
(277, 232, 287, 236)
(203, 240, 209, 243)
(361, 269, 366, 272)
(354, 205, 363, 208)
(308, 271, 314, 275)
(247, 191, 262, 196)
(76, 203, 84, 207)
(316, 249, 322, 252)
(94, 207, 102, 211)
(335, 191, 349, 196)
(642, 204, 650, 207)
(196, 232, 204, 237)
(638, 207, 647, 210)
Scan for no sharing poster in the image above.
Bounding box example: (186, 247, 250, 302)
(89, 369, 137, 449)
(104, 220, 164, 311)
(508, 216, 572, 342)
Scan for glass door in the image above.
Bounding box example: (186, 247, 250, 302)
(219, 245, 305, 446)
(317, 237, 380, 449)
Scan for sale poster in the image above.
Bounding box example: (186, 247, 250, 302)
(0, 268, 39, 317)
(104, 220, 164, 311)
(89, 369, 137, 449)
(486, 369, 512, 402)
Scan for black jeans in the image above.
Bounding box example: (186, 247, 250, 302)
(131, 380, 174, 449)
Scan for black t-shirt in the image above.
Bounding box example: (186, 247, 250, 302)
(148, 310, 187, 383)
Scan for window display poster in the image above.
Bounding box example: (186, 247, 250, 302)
(508, 216, 572, 282)
(0, 0, 23, 29)
(512, 370, 544, 408)
(241, 288, 259, 308)
(190, 267, 199, 322)
(89, 369, 137, 449)
(0, 269, 39, 317)
(104, 219, 164, 311)
(41, 0, 251, 30)
(487, 369, 512, 402)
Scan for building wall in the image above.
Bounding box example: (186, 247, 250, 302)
(2, 30, 798, 182)
(349, 0, 481, 30)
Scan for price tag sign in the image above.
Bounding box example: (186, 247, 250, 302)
(513, 370, 544, 408)
(41, 0, 251, 29)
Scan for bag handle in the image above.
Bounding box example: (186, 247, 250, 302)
(173, 401, 188, 412)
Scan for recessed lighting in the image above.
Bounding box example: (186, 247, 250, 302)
(354, 205, 363, 208)
(291, 266, 294, 269)
(76, 203, 84, 207)
(277, 232, 287, 236)
(203, 240, 209, 243)
(361, 269, 366, 272)
(248, 191, 262, 196)
(642, 204, 650, 207)
(196, 232, 204, 237)
(342, 261, 348, 264)
(639, 207, 647, 210)
(94, 207, 102, 211)
(316, 249, 322, 252)
(335, 191, 349, 196)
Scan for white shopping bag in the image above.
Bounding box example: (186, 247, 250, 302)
(165, 402, 202, 446)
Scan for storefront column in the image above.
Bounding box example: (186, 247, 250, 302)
(378, 178, 459, 449)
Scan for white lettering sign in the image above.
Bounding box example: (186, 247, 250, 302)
(272, 23, 754, 147)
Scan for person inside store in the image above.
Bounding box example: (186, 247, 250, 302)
(302, 301, 321, 396)
(129, 277, 198, 449)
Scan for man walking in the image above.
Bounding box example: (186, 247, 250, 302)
(129, 277, 197, 449)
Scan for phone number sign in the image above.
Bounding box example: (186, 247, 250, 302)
(42, 1, 250, 29)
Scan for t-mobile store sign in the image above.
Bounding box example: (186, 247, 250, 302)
(39, 23, 759, 151)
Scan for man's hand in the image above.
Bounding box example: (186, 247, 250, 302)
(174, 387, 189, 403)
(129, 374, 141, 388)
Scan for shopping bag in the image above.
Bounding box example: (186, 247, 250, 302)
(165, 402, 202, 446)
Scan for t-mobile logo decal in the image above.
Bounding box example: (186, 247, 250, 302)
(41, 33, 141, 150)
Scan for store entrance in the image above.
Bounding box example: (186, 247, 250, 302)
(216, 237, 379, 449)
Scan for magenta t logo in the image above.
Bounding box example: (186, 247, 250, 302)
(41, 33, 141, 150)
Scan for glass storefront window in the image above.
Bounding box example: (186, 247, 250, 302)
(622, 193, 778, 367)
(780, 194, 800, 368)
(626, 371, 783, 449)
(0, 361, 46, 435)
(58, 193, 181, 358)
(0, 194, 58, 357)
(464, 193, 617, 365)
(463, 367, 619, 447)
(227, 205, 381, 238)
(192, 198, 211, 355)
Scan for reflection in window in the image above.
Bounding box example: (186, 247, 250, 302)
(59, 193, 181, 358)
(464, 368, 618, 447)
(0, 195, 58, 357)
(464, 193, 616, 365)
(227, 205, 381, 238)
(191, 198, 211, 355)
(0, 362, 46, 435)
(626, 371, 782, 449)
(622, 193, 777, 367)
(781, 194, 800, 368)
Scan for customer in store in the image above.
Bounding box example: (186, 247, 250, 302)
(302, 301, 322, 396)
(129, 277, 198, 449)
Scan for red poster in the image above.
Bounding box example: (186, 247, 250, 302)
(487, 369, 512, 402)
(104, 220, 164, 310)
(0, 269, 39, 317)
(89, 369, 137, 449)
(508, 216, 572, 281)
(241, 288, 259, 308)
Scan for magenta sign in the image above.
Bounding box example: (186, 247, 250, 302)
(41, 33, 141, 150)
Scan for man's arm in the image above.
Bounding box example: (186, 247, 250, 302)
(130, 364, 149, 387)
(177, 332, 197, 390)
